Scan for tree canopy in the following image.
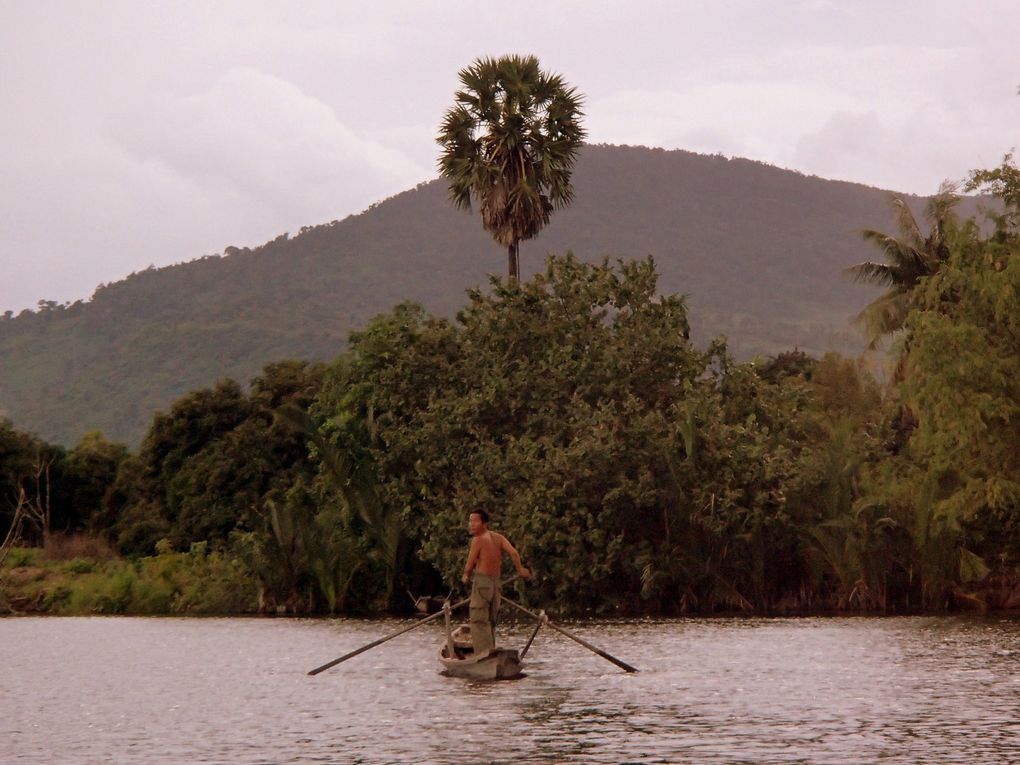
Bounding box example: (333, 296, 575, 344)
(438, 54, 585, 280)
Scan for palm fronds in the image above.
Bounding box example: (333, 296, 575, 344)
(437, 55, 586, 280)
(845, 187, 960, 345)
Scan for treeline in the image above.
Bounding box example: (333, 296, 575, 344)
(0, 143, 914, 448)
(3, 158, 1019, 616)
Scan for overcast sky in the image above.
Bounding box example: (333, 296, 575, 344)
(2, 1, 1018, 314)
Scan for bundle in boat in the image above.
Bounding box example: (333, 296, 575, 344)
(437, 623, 522, 680)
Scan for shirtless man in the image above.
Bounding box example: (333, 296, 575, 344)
(461, 510, 531, 656)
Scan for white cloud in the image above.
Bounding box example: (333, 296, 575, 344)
(112, 67, 429, 220)
(0, 64, 432, 311)
(588, 76, 848, 160)
(588, 41, 1019, 194)
(2, 0, 1019, 312)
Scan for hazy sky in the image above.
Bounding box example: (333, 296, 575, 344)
(2, 1, 1018, 313)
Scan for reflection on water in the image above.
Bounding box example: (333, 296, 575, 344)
(3, 615, 1020, 763)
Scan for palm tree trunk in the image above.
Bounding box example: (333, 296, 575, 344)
(508, 241, 520, 282)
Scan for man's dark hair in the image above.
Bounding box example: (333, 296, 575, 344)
(470, 509, 489, 524)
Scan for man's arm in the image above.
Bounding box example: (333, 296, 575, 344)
(462, 536, 481, 584)
(499, 534, 531, 578)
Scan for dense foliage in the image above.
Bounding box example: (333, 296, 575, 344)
(3, 157, 1019, 617)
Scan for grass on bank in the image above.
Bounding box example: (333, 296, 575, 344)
(0, 534, 258, 615)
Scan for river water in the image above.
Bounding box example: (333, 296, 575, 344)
(3, 614, 1019, 764)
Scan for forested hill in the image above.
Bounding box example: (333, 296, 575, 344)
(1, 144, 940, 445)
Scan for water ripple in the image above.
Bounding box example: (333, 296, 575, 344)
(2, 615, 1020, 763)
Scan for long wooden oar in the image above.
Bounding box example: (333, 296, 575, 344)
(308, 594, 471, 675)
(519, 609, 546, 659)
(501, 596, 638, 673)
(308, 575, 521, 676)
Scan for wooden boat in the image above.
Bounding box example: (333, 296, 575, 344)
(410, 593, 447, 615)
(306, 587, 636, 679)
(437, 623, 523, 680)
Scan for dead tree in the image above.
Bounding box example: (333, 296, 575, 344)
(0, 488, 31, 568)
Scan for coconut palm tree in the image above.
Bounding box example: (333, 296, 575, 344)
(846, 184, 960, 347)
(437, 55, 585, 281)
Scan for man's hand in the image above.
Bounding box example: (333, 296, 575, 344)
(462, 573, 470, 585)
(518, 566, 532, 579)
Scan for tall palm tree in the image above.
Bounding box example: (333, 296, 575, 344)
(846, 184, 960, 347)
(437, 55, 585, 281)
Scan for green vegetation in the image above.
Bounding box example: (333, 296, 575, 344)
(2, 33, 1017, 622)
(1, 143, 949, 446)
(3, 153, 1020, 616)
(846, 184, 960, 347)
(1, 538, 256, 615)
(438, 54, 585, 280)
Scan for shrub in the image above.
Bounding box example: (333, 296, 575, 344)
(62, 558, 96, 575)
(41, 585, 72, 611)
(4, 548, 37, 568)
(42, 532, 115, 562)
(65, 565, 137, 614)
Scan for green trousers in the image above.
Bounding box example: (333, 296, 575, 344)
(469, 573, 501, 655)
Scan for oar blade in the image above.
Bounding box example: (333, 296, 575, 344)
(307, 594, 470, 675)
(501, 596, 638, 673)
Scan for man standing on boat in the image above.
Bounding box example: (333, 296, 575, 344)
(461, 510, 531, 656)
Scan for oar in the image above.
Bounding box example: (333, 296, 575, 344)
(501, 596, 638, 673)
(308, 594, 471, 675)
(520, 608, 546, 659)
(308, 574, 521, 676)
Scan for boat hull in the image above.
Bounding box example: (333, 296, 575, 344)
(438, 647, 522, 680)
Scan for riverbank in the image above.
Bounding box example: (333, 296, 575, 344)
(0, 544, 258, 615)
(6, 543, 1020, 618)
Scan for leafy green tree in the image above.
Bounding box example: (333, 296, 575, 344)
(135, 379, 252, 548)
(313, 255, 830, 614)
(966, 152, 1020, 234)
(842, 157, 1020, 610)
(645, 347, 812, 613)
(846, 186, 960, 347)
(233, 478, 369, 614)
(112, 362, 323, 555)
(102, 455, 169, 555)
(310, 303, 458, 609)
(900, 219, 1020, 576)
(1, 421, 39, 516)
(1, 420, 43, 548)
(793, 413, 902, 612)
(437, 54, 585, 281)
(0, 420, 69, 545)
(63, 431, 129, 533)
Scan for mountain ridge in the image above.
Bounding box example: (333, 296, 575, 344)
(1, 144, 948, 445)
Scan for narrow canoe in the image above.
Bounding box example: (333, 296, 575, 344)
(438, 644, 523, 680)
(437, 623, 522, 679)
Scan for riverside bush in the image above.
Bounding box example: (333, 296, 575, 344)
(6, 548, 37, 567)
(42, 532, 115, 562)
(61, 557, 96, 575)
(2, 547, 257, 615)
